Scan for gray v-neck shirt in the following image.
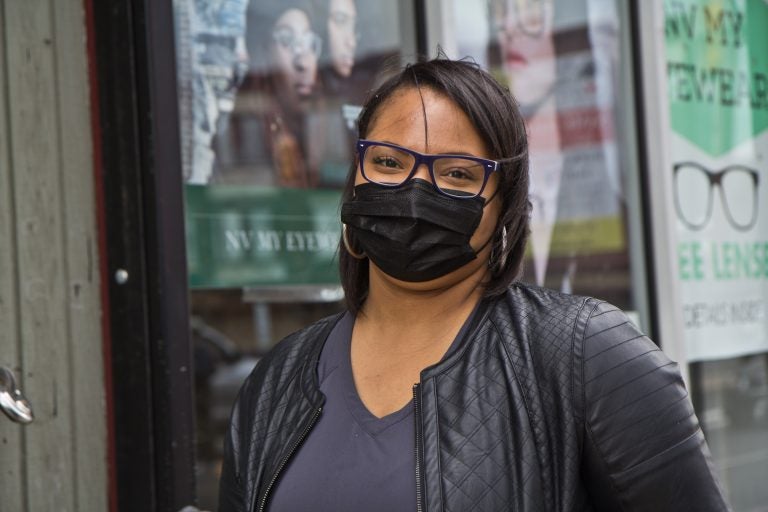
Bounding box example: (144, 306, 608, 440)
(268, 310, 475, 511)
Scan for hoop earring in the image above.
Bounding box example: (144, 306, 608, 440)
(501, 225, 508, 253)
(489, 225, 509, 270)
(342, 224, 366, 259)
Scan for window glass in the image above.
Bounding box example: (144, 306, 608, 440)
(173, 0, 415, 507)
(664, 0, 768, 509)
(441, 0, 643, 317)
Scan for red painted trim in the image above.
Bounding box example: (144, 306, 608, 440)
(83, 0, 118, 510)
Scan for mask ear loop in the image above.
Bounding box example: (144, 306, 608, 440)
(342, 224, 367, 259)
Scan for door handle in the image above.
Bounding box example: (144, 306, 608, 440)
(0, 366, 34, 424)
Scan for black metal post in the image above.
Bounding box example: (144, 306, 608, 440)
(91, 0, 195, 509)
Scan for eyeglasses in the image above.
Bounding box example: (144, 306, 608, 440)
(272, 27, 323, 57)
(673, 161, 760, 231)
(493, 0, 548, 38)
(357, 139, 512, 199)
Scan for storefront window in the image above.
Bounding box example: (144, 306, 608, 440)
(439, 0, 644, 318)
(173, 0, 416, 507)
(665, 0, 768, 509)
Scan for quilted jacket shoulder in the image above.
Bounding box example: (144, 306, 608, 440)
(416, 284, 595, 511)
(579, 300, 729, 511)
(417, 284, 728, 511)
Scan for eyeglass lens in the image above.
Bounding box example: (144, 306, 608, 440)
(514, 0, 545, 34)
(273, 28, 321, 56)
(361, 144, 488, 197)
(675, 165, 713, 228)
(721, 169, 758, 228)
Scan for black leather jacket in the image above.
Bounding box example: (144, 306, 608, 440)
(219, 285, 730, 511)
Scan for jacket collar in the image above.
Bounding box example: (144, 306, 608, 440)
(296, 296, 496, 392)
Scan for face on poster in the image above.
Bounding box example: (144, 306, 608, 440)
(666, 0, 768, 361)
(326, 0, 358, 78)
(488, 0, 557, 106)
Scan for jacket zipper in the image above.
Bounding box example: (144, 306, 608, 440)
(254, 406, 323, 512)
(413, 384, 424, 512)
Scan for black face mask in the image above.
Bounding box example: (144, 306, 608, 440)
(341, 179, 492, 282)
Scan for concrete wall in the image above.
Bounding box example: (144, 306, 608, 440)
(0, 0, 108, 510)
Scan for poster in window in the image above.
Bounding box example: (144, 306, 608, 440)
(175, 0, 406, 288)
(665, 0, 768, 361)
(450, 0, 631, 309)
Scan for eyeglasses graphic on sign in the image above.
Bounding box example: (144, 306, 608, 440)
(673, 161, 760, 232)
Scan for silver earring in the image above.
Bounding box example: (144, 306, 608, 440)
(501, 226, 508, 253)
(342, 224, 366, 259)
(490, 226, 509, 270)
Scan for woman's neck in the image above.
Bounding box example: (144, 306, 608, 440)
(354, 267, 485, 356)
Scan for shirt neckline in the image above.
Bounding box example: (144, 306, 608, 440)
(339, 303, 481, 436)
(338, 313, 413, 437)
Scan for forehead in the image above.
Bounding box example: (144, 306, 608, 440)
(275, 8, 310, 31)
(330, 0, 356, 14)
(366, 86, 490, 156)
(492, 0, 552, 15)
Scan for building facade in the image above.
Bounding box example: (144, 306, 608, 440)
(0, 0, 766, 510)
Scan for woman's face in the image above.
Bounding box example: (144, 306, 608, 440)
(327, 0, 357, 78)
(357, 87, 501, 287)
(270, 8, 319, 99)
(492, 0, 556, 107)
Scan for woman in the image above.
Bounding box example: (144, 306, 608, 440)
(218, 58, 730, 511)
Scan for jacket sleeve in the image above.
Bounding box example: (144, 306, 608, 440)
(580, 301, 731, 511)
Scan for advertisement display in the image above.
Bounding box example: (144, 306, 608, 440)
(665, 0, 768, 361)
(176, 0, 405, 288)
(449, 0, 632, 309)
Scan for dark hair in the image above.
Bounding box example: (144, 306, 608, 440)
(339, 57, 530, 314)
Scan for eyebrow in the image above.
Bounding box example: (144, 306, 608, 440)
(377, 140, 485, 158)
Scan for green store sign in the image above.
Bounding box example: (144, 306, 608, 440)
(185, 185, 342, 288)
(665, 0, 768, 156)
